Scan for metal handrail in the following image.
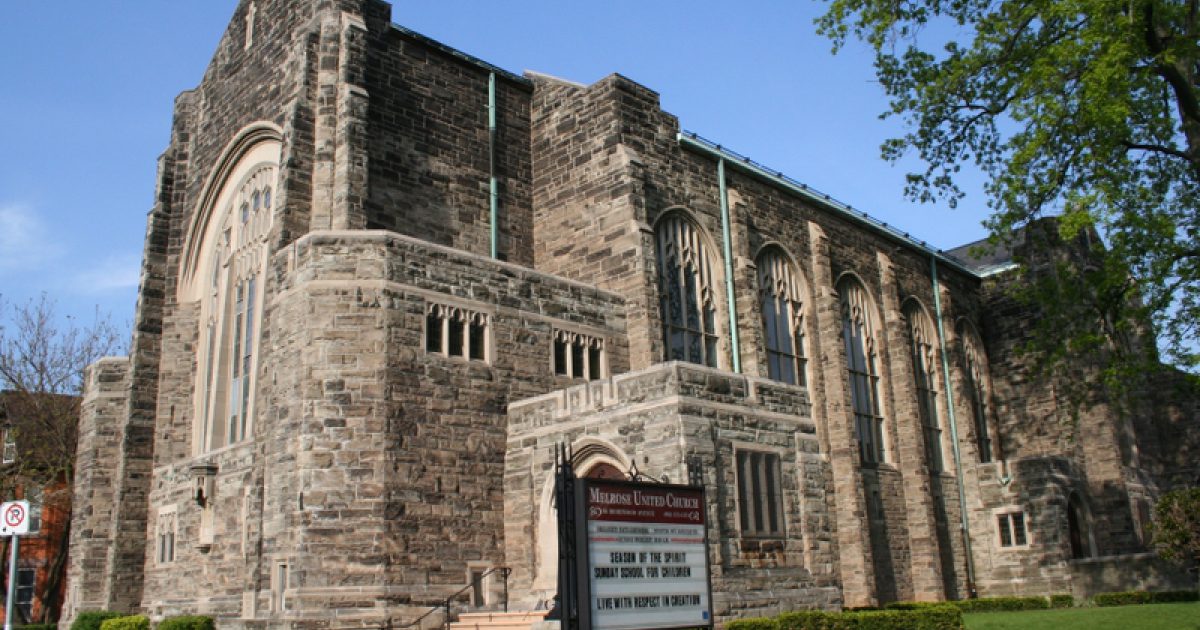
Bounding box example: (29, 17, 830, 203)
(396, 566, 511, 630)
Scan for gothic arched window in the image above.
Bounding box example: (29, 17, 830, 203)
(840, 278, 885, 464)
(756, 248, 807, 386)
(194, 164, 275, 453)
(905, 302, 943, 472)
(960, 324, 993, 463)
(656, 215, 718, 367)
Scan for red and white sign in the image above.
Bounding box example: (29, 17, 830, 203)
(584, 481, 711, 630)
(0, 501, 30, 536)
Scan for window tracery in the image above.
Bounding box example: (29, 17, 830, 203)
(756, 248, 807, 387)
(195, 165, 275, 453)
(840, 278, 885, 464)
(656, 215, 718, 367)
(905, 303, 943, 472)
(961, 325, 993, 463)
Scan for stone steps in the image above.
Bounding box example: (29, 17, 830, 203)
(449, 610, 549, 630)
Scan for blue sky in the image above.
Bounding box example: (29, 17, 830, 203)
(0, 1, 989, 334)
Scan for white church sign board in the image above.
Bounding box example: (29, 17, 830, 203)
(581, 480, 713, 630)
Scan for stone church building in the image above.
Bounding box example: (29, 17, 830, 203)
(65, 0, 1198, 627)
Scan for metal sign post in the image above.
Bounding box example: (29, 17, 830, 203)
(2, 500, 30, 630)
(4, 535, 17, 630)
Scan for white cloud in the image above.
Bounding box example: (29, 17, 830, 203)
(72, 252, 142, 294)
(0, 203, 62, 271)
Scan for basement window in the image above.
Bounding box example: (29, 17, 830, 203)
(736, 450, 784, 538)
(552, 330, 604, 380)
(997, 511, 1028, 548)
(2, 429, 15, 464)
(156, 507, 178, 565)
(426, 303, 489, 362)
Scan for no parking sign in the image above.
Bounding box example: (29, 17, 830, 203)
(0, 501, 30, 536)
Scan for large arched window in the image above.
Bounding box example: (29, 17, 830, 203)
(905, 302, 943, 472)
(840, 278, 885, 464)
(191, 158, 276, 454)
(756, 248, 807, 387)
(656, 214, 718, 367)
(960, 324, 993, 463)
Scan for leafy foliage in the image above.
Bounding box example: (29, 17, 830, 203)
(1092, 589, 1199, 605)
(158, 616, 217, 630)
(1151, 487, 1200, 564)
(818, 0, 1200, 372)
(729, 606, 964, 629)
(69, 612, 123, 630)
(98, 615, 149, 630)
(887, 596, 1051, 612)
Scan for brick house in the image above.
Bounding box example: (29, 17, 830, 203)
(63, 0, 1199, 627)
(1, 394, 75, 625)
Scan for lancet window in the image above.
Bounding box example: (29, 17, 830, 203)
(756, 249, 808, 387)
(961, 326, 993, 463)
(656, 215, 718, 367)
(425, 303, 489, 362)
(553, 329, 604, 380)
(905, 303, 943, 472)
(840, 278, 885, 464)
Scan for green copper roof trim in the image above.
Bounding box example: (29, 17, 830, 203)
(718, 158, 742, 374)
(489, 72, 499, 259)
(678, 132, 979, 279)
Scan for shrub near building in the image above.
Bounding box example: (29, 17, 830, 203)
(727, 605, 964, 629)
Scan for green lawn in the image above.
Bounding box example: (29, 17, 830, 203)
(964, 602, 1200, 630)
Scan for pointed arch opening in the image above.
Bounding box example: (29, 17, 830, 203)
(186, 135, 280, 455)
(839, 275, 886, 465)
(755, 246, 808, 387)
(959, 321, 993, 463)
(655, 212, 720, 368)
(904, 300, 943, 472)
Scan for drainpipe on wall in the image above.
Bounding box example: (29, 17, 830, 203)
(488, 72, 499, 259)
(718, 158, 742, 374)
(931, 255, 978, 598)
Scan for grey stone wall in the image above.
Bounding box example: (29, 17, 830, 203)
(505, 363, 841, 623)
(63, 358, 131, 622)
(66, 0, 1200, 625)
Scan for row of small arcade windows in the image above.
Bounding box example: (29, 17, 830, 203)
(422, 301, 607, 381)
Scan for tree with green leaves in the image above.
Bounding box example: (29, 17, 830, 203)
(0, 295, 122, 623)
(817, 0, 1200, 373)
(1151, 487, 1200, 586)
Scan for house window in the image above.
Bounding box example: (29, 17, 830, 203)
(274, 562, 289, 612)
(961, 327, 993, 463)
(997, 511, 1028, 547)
(656, 215, 719, 367)
(15, 568, 35, 620)
(24, 484, 42, 532)
(425, 303, 489, 362)
(756, 248, 807, 387)
(157, 508, 177, 565)
(736, 450, 784, 538)
(195, 165, 274, 453)
(553, 330, 604, 380)
(905, 303, 943, 472)
(2, 429, 15, 464)
(840, 279, 885, 465)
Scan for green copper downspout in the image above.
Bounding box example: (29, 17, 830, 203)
(488, 72, 499, 259)
(718, 158, 742, 373)
(931, 256, 978, 598)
